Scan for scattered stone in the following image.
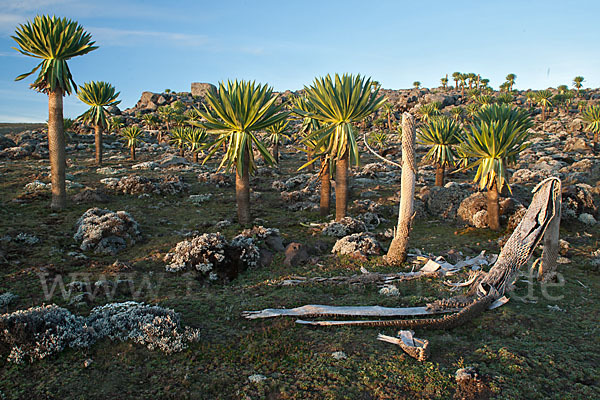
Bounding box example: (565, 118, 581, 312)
(96, 167, 121, 175)
(191, 82, 217, 98)
(424, 182, 470, 219)
(331, 351, 347, 360)
(72, 188, 110, 203)
(284, 242, 309, 267)
(24, 180, 50, 192)
(159, 155, 189, 168)
(14, 233, 40, 245)
(454, 367, 493, 400)
(563, 137, 591, 153)
(132, 161, 160, 170)
(379, 285, 400, 296)
(579, 213, 597, 225)
(188, 194, 212, 204)
(248, 374, 267, 384)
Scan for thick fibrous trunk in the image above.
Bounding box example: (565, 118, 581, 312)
(130, 146, 136, 161)
(307, 151, 314, 172)
(435, 164, 445, 187)
(387, 113, 417, 265)
(320, 162, 330, 217)
(272, 141, 279, 165)
(194, 151, 199, 163)
(487, 181, 500, 231)
(94, 124, 102, 166)
(48, 89, 66, 210)
(236, 148, 251, 226)
(179, 147, 184, 157)
(335, 153, 349, 221)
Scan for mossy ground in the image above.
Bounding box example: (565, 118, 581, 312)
(0, 132, 598, 399)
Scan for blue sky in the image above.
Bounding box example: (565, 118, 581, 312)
(1, 0, 599, 122)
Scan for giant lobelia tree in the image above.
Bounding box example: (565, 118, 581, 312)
(12, 15, 97, 209)
(197, 80, 289, 225)
(77, 81, 120, 166)
(299, 74, 386, 221)
(461, 104, 533, 230)
(294, 96, 335, 217)
(417, 115, 462, 187)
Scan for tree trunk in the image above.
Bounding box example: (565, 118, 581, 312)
(435, 164, 445, 187)
(335, 153, 349, 221)
(236, 148, 251, 226)
(307, 151, 314, 172)
(273, 141, 279, 165)
(386, 113, 417, 265)
(387, 114, 392, 131)
(541, 106, 546, 121)
(48, 89, 66, 210)
(130, 146, 136, 161)
(179, 147, 184, 157)
(320, 161, 330, 218)
(194, 151, 199, 163)
(487, 181, 500, 231)
(95, 124, 102, 166)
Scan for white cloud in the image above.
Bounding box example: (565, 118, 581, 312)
(88, 26, 210, 48)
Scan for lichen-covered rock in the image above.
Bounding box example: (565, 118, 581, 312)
(86, 302, 199, 354)
(0, 304, 93, 364)
(164, 232, 260, 280)
(74, 208, 141, 255)
(0, 302, 199, 364)
(332, 232, 382, 256)
(322, 217, 367, 237)
(0, 292, 18, 308)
